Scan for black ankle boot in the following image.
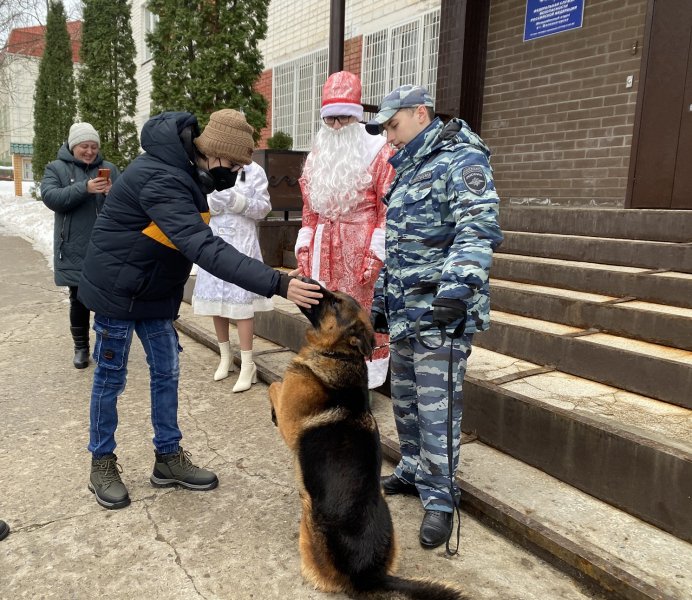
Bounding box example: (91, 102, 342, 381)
(70, 326, 90, 369)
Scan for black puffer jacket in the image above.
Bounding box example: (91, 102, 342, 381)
(78, 111, 282, 320)
(41, 144, 120, 287)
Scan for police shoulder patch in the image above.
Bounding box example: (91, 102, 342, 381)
(461, 165, 487, 196)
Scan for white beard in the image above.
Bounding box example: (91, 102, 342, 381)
(303, 123, 373, 220)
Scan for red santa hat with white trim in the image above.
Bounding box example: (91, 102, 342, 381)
(320, 71, 364, 121)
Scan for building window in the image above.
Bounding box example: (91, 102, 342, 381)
(362, 9, 440, 107)
(22, 158, 33, 181)
(142, 8, 158, 63)
(272, 48, 328, 151)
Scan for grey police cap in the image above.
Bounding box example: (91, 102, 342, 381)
(365, 84, 435, 135)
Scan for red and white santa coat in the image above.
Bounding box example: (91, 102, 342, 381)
(296, 133, 395, 388)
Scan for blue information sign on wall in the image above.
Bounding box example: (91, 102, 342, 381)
(524, 0, 585, 42)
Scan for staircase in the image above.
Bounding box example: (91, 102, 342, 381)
(472, 206, 691, 544)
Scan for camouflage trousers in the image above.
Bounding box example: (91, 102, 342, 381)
(389, 332, 474, 511)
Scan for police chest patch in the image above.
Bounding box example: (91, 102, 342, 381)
(410, 170, 433, 185)
(462, 166, 487, 196)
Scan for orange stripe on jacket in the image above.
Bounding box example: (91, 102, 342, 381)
(141, 212, 211, 250)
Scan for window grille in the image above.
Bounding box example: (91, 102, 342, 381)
(362, 9, 440, 107)
(272, 48, 328, 150)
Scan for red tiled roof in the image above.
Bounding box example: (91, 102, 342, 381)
(4, 21, 81, 63)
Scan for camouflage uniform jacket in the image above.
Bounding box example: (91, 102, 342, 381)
(373, 117, 503, 343)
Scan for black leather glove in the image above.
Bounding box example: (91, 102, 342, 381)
(431, 297, 467, 327)
(370, 308, 389, 334)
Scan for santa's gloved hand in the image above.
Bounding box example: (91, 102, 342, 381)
(296, 246, 310, 276)
(431, 297, 467, 328)
(360, 250, 383, 286)
(370, 308, 389, 334)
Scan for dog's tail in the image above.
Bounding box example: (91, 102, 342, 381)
(369, 574, 469, 600)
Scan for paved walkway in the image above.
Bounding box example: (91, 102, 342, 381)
(0, 233, 606, 599)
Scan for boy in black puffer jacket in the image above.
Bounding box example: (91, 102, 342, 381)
(79, 110, 321, 510)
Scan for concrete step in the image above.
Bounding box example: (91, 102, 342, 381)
(491, 253, 692, 309)
(174, 300, 692, 600)
(499, 206, 692, 243)
(462, 345, 692, 545)
(475, 311, 692, 409)
(490, 279, 692, 351)
(381, 436, 692, 600)
(500, 231, 692, 273)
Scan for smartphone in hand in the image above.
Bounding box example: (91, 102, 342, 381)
(97, 168, 111, 181)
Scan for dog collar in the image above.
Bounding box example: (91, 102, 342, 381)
(318, 350, 359, 362)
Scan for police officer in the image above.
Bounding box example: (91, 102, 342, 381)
(366, 85, 503, 548)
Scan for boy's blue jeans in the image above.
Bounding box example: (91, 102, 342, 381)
(88, 315, 183, 458)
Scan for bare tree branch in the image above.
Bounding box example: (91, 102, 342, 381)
(1, 0, 81, 46)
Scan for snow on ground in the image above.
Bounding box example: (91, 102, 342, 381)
(0, 181, 54, 270)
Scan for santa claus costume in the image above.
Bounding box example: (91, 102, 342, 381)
(296, 71, 395, 388)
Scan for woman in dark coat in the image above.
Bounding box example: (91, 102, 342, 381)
(41, 122, 120, 368)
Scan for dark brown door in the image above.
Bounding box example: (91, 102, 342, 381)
(629, 0, 692, 209)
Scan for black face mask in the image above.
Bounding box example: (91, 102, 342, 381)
(209, 166, 238, 191)
(196, 165, 238, 194)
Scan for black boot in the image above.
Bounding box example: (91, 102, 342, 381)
(70, 326, 90, 369)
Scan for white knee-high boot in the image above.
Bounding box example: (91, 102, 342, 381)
(214, 341, 234, 381)
(233, 350, 257, 393)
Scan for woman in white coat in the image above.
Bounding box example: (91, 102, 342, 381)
(192, 161, 273, 392)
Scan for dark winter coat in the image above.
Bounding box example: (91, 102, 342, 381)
(78, 111, 283, 320)
(373, 118, 503, 342)
(41, 144, 120, 287)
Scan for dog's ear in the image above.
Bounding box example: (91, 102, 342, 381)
(299, 283, 337, 328)
(348, 319, 375, 357)
(320, 287, 337, 303)
(349, 335, 373, 357)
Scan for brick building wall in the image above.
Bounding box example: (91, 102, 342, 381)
(254, 70, 273, 148)
(343, 36, 363, 78)
(482, 0, 648, 207)
(131, 0, 155, 131)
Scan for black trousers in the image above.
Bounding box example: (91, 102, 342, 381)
(68, 286, 91, 330)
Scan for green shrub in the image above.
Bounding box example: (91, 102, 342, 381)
(267, 131, 293, 150)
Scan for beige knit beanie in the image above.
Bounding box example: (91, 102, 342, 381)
(68, 122, 100, 150)
(194, 109, 254, 165)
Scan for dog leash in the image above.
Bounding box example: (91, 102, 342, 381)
(413, 311, 465, 557)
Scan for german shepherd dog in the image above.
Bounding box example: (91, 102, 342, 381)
(269, 288, 467, 600)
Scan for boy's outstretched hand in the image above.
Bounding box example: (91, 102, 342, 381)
(282, 271, 322, 308)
